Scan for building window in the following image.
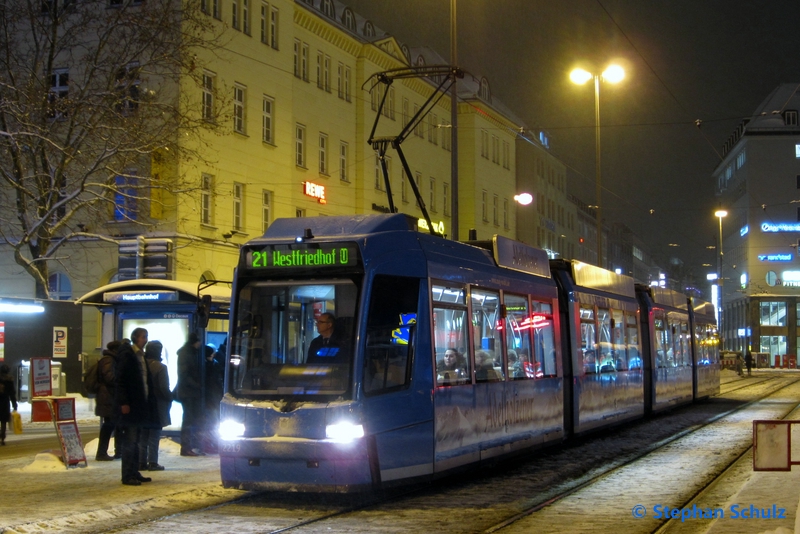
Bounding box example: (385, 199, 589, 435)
(301, 43, 309, 81)
(242, 0, 250, 34)
(401, 171, 408, 203)
(503, 198, 509, 228)
(492, 135, 499, 164)
(201, 174, 214, 225)
(269, 6, 279, 48)
(202, 71, 215, 121)
(429, 177, 436, 212)
(296, 208, 305, 218)
(262, 95, 274, 143)
(115, 63, 140, 116)
(503, 140, 510, 169)
(233, 182, 244, 231)
(482, 190, 488, 222)
(785, 110, 798, 126)
(262, 190, 272, 233)
(414, 172, 421, 208)
(293, 39, 300, 77)
(319, 133, 328, 175)
(337, 62, 343, 98)
(385, 87, 395, 119)
(760, 301, 787, 326)
(493, 194, 498, 225)
(481, 130, 489, 158)
(114, 173, 138, 222)
(48, 272, 72, 300)
(442, 120, 451, 151)
(342, 8, 355, 31)
(402, 98, 409, 128)
(443, 182, 450, 216)
(344, 66, 351, 102)
(233, 84, 246, 134)
(48, 68, 69, 119)
(321, 0, 334, 18)
(339, 141, 349, 182)
(323, 54, 330, 92)
(260, 2, 268, 43)
(414, 104, 423, 137)
(212, 0, 220, 18)
(316, 51, 323, 89)
(295, 124, 306, 167)
(231, 0, 239, 29)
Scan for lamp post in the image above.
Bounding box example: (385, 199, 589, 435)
(570, 65, 625, 268)
(715, 209, 728, 349)
(450, 0, 459, 240)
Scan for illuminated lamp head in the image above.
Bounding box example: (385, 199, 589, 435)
(296, 228, 314, 243)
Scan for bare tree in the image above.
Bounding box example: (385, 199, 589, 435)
(0, 0, 225, 297)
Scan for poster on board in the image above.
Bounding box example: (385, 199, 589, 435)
(53, 327, 68, 359)
(31, 357, 52, 397)
(56, 422, 86, 466)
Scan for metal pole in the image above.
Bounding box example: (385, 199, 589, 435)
(450, 0, 459, 241)
(718, 216, 724, 350)
(594, 75, 602, 267)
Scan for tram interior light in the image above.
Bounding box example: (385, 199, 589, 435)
(326, 421, 364, 443)
(219, 420, 246, 441)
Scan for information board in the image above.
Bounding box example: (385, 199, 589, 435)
(31, 357, 52, 397)
(56, 422, 87, 466)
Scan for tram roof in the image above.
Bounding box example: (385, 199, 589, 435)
(75, 279, 231, 305)
(259, 213, 417, 240)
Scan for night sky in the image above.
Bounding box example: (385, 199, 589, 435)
(346, 0, 800, 275)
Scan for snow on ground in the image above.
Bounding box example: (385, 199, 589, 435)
(0, 395, 250, 534)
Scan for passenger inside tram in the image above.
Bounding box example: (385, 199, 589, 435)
(437, 348, 467, 385)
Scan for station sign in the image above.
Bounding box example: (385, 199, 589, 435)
(103, 290, 179, 303)
(761, 222, 800, 233)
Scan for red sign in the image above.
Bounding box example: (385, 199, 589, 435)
(303, 181, 327, 204)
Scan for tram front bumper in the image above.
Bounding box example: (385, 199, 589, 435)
(220, 436, 374, 492)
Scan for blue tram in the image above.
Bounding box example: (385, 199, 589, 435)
(218, 214, 718, 492)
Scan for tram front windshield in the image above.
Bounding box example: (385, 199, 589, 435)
(229, 279, 358, 400)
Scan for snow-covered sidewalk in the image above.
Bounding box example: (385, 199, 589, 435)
(0, 396, 248, 534)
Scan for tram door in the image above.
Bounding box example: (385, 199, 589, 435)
(361, 275, 433, 483)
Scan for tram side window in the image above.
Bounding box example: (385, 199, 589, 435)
(532, 300, 557, 377)
(363, 275, 420, 395)
(627, 313, 641, 369)
(580, 305, 597, 374)
(472, 288, 503, 382)
(654, 314, 668, 368)
(433, 283, 470, 386)
(596, 308, 614, 373)
(676, 321, 690, 367)
(504, 293, 533, 380)
(611, 309, 626, 371)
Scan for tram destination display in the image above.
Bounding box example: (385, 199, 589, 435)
(244, 242, 359, 271)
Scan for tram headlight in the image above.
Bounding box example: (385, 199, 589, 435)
(326, 421, 364, 443)
(219, 420, 246, 441)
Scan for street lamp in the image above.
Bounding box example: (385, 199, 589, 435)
(715, 209, 728, 349)
(570, 65, 625, 267)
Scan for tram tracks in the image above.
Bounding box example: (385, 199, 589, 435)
(105, 375, 800, 533)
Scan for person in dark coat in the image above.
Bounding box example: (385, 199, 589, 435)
(95, 340, 121, 461)
(176, 332, 204, 456)
(202, 345, 224, 453)
(745, 351, 754, 376)
(138, 340, 172, 471)
(114, 328, 157, 486)
(0, 364, 18, 446)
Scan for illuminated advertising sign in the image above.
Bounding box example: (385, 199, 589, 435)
(758, 253, 793, 262)
(417, 218, 445, 235)
(245, 243, 359, 271)
(303, 181, 327, 204)
(761, 222, 800, 233)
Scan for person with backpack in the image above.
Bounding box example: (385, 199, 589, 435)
(94, 341, 121, 461)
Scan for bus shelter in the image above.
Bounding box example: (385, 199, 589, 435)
(76, 279, 231, 430)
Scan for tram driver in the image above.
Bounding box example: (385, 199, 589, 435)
(307, 313, 347, 364)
